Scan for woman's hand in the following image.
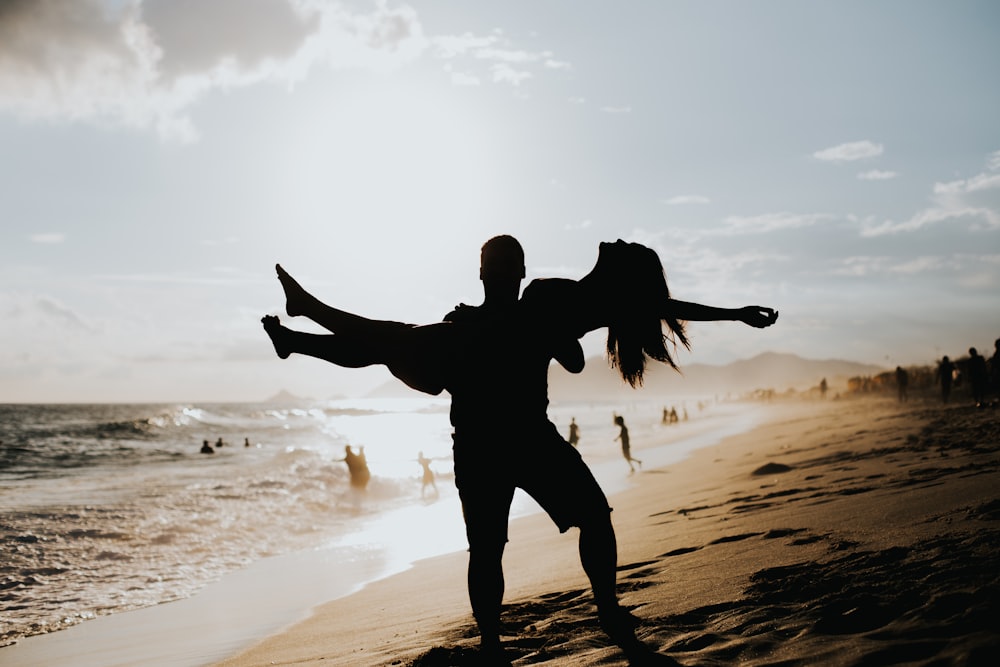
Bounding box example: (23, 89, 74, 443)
(739, 306, 779, 328)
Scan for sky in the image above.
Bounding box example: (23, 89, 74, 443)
(1, 0, 998, 403)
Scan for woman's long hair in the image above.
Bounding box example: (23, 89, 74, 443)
(602, 243, 689, 387)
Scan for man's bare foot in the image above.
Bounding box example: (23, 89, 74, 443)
(261, 315, 292, 359)
(275, 264, 316, 318)
(477, 638, 511, 666)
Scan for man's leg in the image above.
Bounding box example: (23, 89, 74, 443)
(578, 513, 642, 650)
(467, 537, 507, 652)
(578, 511, 618, 611)
(455, 445, 515, 653)
(520, 430, 644, 652)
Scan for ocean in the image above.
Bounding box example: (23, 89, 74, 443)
(0, 396, 756, 662)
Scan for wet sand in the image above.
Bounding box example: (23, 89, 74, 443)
(213, 397, 1000, 666)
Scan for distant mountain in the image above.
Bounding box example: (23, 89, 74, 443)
(263, 389, 312, 403)
(365, 352, 886, 400)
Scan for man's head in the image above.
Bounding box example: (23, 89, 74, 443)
(479, 235, 525, 302)
(480, 235, 525, 281)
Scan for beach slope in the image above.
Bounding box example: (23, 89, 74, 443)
(216, 398, 1000, 666)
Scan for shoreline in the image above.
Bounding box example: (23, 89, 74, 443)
(0, 400, 764, 667)
(212, 397, 1000, 666)
(7, 397, 996, 666)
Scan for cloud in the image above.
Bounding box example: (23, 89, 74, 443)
(33, 296, 93, 330)
(448, 70, 480, 86)
(140, 0, 317, 80)
(861, 156, 1000, 236)
(832, 253, 998, 281)
(491, 63, 532, 85)
(0, 1, 577, 137)
(199, 236, 240, 247)
(430, 32, 498, 58)
(427, 29, 572, 88)
(813, 140, 884, 162)
(721, 212, 833, 234)
(2, 293, 93, 332)
(831, 256, 890, 277)
(962, 172, 1000, 193)
(441, 62, 480, 85)
(475, 47, 544, 64)
(830, 255, 946, 277)
(988, 149, 1000, 172)
(96, 271, 261, 286)
(861, 207, 992, 237)
(29, 232, 66, 243)
(609, 227, 788, 298)
(600, 106, 632, 114)
(888, 256, 947, 274)
(0, 0, 428, 141)
(857, 170, 897, 181)
(664, 195, 710, 205)
(0, 0, 181, 137)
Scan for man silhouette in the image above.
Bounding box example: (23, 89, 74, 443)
(445, 235, 643, 659)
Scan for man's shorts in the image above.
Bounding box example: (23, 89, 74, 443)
(453, 421, 612, 550)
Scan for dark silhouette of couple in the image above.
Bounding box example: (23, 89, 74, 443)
(262, 236, 777, 663)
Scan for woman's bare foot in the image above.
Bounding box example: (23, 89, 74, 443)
(275, 264, 316, 318)
(261, 315, 292, 359)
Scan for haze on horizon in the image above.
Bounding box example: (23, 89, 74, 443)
(1, 0, 998, 404)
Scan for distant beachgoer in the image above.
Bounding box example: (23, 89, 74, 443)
(200, 440, 214, 454)
(613, 415, 641, 473)
(244, 437, 251, 448)
(338, 445, 371, 490)
(215, 437, 225, 448)
(967, 347, 989, 407)
(669, 407, 679, 423)
(567, 418, 580, 447)
(937, 356, 955, 404)
(661, 407, 669, 424)
(820, 377, 828, 398)
(417, 451, 438, 498)
(895, 366, 909, 402)
(991, 339, 1000, 403)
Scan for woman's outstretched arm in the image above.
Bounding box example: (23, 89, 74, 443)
(667, 300, 778, 329)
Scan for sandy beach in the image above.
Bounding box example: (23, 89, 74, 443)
(208, 396, 999, 666)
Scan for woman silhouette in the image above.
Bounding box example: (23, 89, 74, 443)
(262, 239, 778, 391)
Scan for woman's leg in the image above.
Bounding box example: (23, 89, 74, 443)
(262, 315, 382, 367)
(277, 264, 396, 337)
(261, 315, 449, 395)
